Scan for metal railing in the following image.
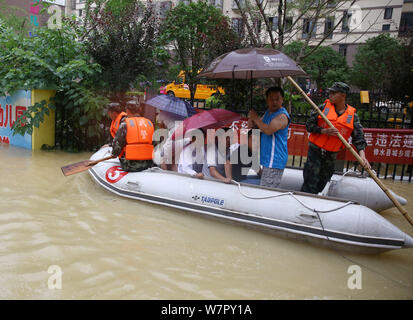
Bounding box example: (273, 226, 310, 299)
(288, 91, 413, 181)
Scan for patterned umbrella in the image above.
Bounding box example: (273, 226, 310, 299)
(172, 109, 241, 140)
(145, 94, 196, 118)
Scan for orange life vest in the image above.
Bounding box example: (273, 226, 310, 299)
(110, 112, 127, 138)
(308, 100, 356, 152)
(120, 117, 154, 160)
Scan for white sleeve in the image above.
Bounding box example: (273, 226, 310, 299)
(206, 144, 217, 168)
(178, 145, 197, 176)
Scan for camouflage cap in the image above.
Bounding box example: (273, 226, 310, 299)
(126, 100, 137, 106)
(126, 100, 142, 114)
(107, 102, 122, 113)
(328, 82, 350, 94)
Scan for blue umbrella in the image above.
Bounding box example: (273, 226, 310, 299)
(145, 94, 196, 118)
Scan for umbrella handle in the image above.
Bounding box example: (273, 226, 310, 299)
(232, 65, 238, 111)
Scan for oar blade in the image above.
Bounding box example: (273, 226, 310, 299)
(61, 160, 93, 176)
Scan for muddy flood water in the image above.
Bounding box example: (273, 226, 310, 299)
(0, 144, 412, 299)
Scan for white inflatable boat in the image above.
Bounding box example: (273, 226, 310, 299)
(88, 147, 413, 253)
(279, 168, 407, 212)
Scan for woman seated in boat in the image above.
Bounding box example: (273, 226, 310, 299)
(111, 102, 154, 172)
(155, 111, 184, 172)
(177, 132, 205, 179)
(230, 129, 262, 185)
(201, 129, 234, 184)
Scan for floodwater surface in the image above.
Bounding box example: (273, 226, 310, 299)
(0, 144, 412, 299)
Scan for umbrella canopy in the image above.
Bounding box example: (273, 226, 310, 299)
(145, 94, 196, 118)
(172, 109, 241, 140)
(198, 47, 306, 79)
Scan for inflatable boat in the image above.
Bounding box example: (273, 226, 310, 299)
(88, 147, 413, 253)
(278, 168, 407, 212)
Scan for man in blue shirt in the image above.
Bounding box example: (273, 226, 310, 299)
(248, 86, 290, 188)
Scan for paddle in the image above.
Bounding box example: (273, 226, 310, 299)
(61, 155, 115, 176)
(287, 76, 413, 228)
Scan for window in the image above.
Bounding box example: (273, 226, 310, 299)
(302, 18, 317, 39)
(269, 16, 278, 31)
(324, 17, 334, 39)
(342, 10, 351, 32)
(269, 16, 292, 33)
(285, 17, 293, 32)
(78, 9, 82, 17)
(327, 0, 336, 7)
(232, 0, 245, 9)
(399, 12, 413, 35)
(382, 24, 390, 31)
(232, 18, 244, 35)
(254, 19, 262, 34)
(210, 0, 223, 9)
(339, 44, 347, 57)
(384, 8, 393, 20)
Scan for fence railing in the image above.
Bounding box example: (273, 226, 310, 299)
(144, 89, 413, 182)
(288, 91, 413, 182)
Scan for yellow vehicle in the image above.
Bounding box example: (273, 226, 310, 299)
(164, 71, 225, 100)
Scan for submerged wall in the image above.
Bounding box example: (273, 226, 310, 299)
(0, 89, 55, 150)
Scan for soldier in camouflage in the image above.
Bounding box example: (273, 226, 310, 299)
(301, 82, 371, 194)
(111, 101, 154, 172)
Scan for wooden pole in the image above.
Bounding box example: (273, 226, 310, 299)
(287, 76, 413, 227)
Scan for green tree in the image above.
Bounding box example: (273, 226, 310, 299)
(76, 0, 161, 102)
(0, 20, 107, 151)
(350, 34, 403, 93)
(159, 1, 242, 104)
(284, 40, 349, 89)
(386, 34, 413, 102)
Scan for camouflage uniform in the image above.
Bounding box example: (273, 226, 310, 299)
(107, 114, 127, 147)
(301, 104, 367, 194)
(111, 121, 154, 172)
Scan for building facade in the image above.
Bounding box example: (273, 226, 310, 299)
(17, 0, 407, 66)
(400, 0, 413, 35)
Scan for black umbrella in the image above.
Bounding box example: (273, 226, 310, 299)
(199, 47, 306, 79)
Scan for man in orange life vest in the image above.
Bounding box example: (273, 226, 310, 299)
(100, 102, 127, 150)
(108, 102, 127, 140)
(301, 82, 371, 194)
(111, 102, 154, 172)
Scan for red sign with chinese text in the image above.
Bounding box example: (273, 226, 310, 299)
(287, 124, 413, 164)
(231, 121, 413, 164)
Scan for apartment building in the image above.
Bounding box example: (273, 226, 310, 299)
(400, 0, 413, 35)
(64, 0, 410, 66)
(70, 0, 172, 20)
(219, 0, 405, 66)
